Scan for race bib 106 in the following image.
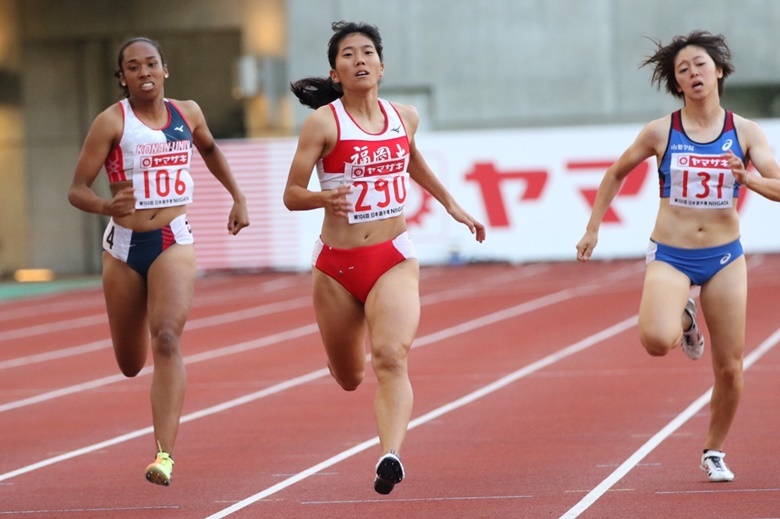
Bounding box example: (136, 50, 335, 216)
(132, 145, 194, 209)
(669, 153, 735, 209)
(344, 157, 410, 224)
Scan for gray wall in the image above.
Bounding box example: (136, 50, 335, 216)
(6, 0, 780, 275)
(288, 0, 780, 130)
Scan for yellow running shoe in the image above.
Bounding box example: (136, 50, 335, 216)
(145, 446, 174, 486)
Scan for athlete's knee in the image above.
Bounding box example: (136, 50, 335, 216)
(713, 360, 743, 389)
(151, 326, 182, 359)
(329, 364, 364, 391)
(118, 362, 144, 378)
(639, 329, 674, 357)
(371, 343, 409, 377)
(113, 344, 146, 377)
(337, 375, 363, 392)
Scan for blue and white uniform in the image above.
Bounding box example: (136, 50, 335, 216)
(657, 109, 743, 205)
(647, 110, 745, 285)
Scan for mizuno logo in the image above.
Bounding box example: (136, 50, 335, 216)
(391, 125, 401, 133)
(174, 125, 184, 132)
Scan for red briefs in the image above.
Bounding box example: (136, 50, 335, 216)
(312, 231, 417, 303)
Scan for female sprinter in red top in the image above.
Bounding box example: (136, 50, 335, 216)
(284, 21, 485, 494)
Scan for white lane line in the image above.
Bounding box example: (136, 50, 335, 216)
(0, 324, 319, 413)
(0, 505, 180, 515)
(655, 488, 780, 495)
(559, 326, 780, 519)
(0, 273, 304, 322)
(0, 297, 310, 347)
(301, 495, 534, 505)
(0, 294, 105, 322)
(0, 261, 640, 368)
(0, 297, 311, 370)
(1, 260, 631, 404)
(0, 339, 111, 370)
(0, 264, 539, 343)
(0, 277, 630, 482)
(0, 314, 108, 342)
(0, 367, 329, 483)
(204, 316, 638, 518)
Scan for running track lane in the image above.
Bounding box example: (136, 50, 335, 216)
(0, 259, 779, 518)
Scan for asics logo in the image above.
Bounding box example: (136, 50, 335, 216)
(174, 125, 184, 132)
(720, 253, 731, 265)
(722, 139, 733, 152)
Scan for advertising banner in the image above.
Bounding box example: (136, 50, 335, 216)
(188, 121, 780, 272)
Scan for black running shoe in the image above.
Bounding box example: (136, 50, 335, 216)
(373, 450, 404, 494)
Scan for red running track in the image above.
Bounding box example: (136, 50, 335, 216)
(1, 257, 779, 518)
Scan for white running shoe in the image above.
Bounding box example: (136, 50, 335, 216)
(681, 298, 705, 360)
(700, 450, 734, 482)
(374, 450, 404, 495)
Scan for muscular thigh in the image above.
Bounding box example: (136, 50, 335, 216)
(146, 244, 196, 334)
(639, 260, 692, 336)
(700, 256, 746, 363)
(103, 252, 149, 366)
(312, 269, 368, 370)
(365, 259, 420, 352)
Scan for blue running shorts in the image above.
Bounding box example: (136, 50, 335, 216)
(646, 238, 743, 286)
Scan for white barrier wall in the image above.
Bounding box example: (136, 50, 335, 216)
(187, 120, 780, 272)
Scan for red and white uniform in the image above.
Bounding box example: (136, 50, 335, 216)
(317, 98, 411, 224)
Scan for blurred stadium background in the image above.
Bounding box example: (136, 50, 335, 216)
(1, 0, 780, 278)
